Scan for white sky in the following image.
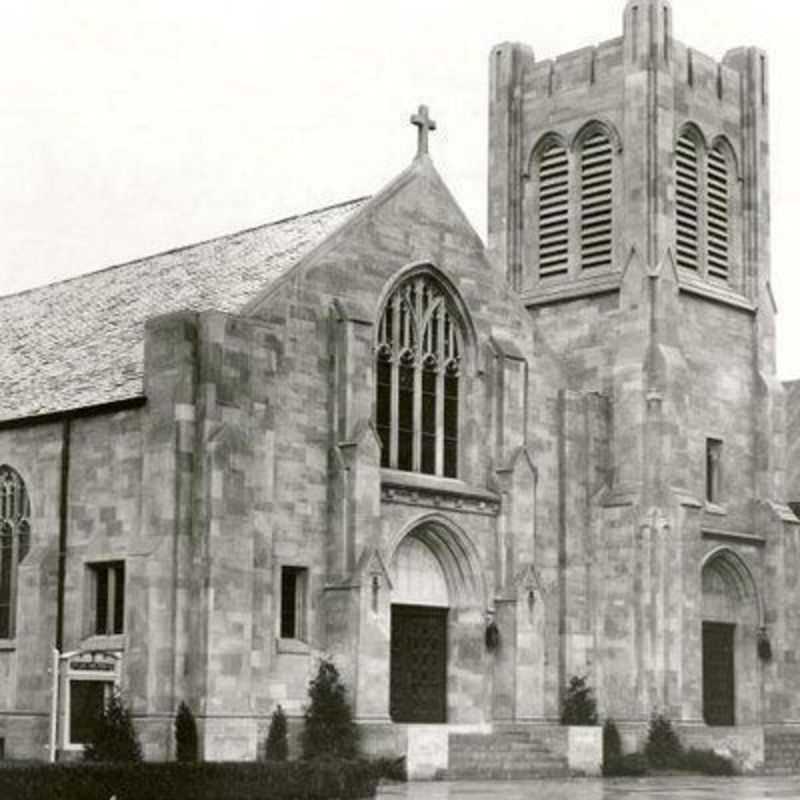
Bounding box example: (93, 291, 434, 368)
(1, 0, 798, 379)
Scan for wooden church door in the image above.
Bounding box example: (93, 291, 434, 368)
(389, 604, 447, 723)
(702, 621, 735, 726)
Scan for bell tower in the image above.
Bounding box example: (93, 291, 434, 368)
(488, 0, 770, 319)
(488, 2, 796, 727)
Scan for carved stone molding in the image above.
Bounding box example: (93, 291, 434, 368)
(381, 477, 500, 517)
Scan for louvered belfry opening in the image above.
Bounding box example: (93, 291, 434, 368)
(537, 143, 569, 277)
(580, 132, 613, 269)
(707, 145, 730, 280)
(675, 133, 700, 270)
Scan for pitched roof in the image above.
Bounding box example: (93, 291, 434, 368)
(0, 198, 368, 423)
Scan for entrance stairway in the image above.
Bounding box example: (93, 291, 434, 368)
(447, 726, 570, 780)
(764, 730, 800, 775)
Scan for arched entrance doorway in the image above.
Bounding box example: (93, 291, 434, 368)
(701, 548, 761, 726)
(388, 517, 485, 724)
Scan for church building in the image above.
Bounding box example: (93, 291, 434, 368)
(1, 0, 799, 776)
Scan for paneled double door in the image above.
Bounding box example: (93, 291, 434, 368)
(390, 604, 447, 723)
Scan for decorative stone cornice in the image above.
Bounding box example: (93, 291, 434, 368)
(520, 273, 621, 309)
(702, 528, 766, 546)
(677, 274, 756, 313)
(381, 471, 500, 516)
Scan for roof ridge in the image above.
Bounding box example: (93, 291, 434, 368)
(0, 195, 371, 302)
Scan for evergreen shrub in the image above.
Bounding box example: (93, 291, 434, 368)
(83, 690, 142, 763)
(560, 676, 598, 725)
(302, 659, 359, 760)
(604, 752, 649, 777)
(265, 704, 289, 761)
(680, 747, 736, 775)
(371, 755, 407, 782)
(644, 713, 683, 769)
(174, 701, 199, 763)
(602, 718, 622, 769)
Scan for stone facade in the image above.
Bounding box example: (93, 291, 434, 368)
(0, 0, 797, 777)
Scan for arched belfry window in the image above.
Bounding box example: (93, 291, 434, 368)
(537, 142, 570, 278)
(0, 466, 31, 639)
(376, 273, 462, 478)
(580, 132, 614, 269)
(675, 130, 701, 270)
(675, 126, 736, 283)
(706, 144, 730, 280)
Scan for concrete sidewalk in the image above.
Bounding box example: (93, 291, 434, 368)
(378, 776, 800, 799)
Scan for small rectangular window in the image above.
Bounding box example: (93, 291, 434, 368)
(91, 562, 125, 635)
(706, 438, 723, 504)
(280, 566, 308, 640)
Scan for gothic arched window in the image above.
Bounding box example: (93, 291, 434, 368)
(0, 466, 31, 639)
(376, 273, 462, 478)
(675, 126, 736, 283)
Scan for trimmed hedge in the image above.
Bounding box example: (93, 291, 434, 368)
(602, 746, 736, 777)
(603, 752, 649, 777)
(0, 759, 381, 800)
(680, 747, 736, 776)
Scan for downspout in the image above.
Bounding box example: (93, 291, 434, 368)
(56, 418, 71, 650)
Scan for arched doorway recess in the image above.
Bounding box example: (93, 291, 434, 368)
(701, 547, 761, 726)
(388, 517, 485, 724)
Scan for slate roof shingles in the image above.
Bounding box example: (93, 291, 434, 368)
(0, 198, 368, 423)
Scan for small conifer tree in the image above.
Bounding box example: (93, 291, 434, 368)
(265, 704, 289, 761)
(302, 659, 359, 759)
(174, 701, 199, 762)
(644, 712, 683, 768)
(84, 689, 143, 763)
(602, 718, 623, 766)
(560, 676, 599, 725)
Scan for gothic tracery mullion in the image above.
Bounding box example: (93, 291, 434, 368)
(412, 276, 424, 472)
(435, 306, 446, 476)
(389, 293, 402, 468)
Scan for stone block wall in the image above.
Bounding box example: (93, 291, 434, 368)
(786, 381, 800, 510)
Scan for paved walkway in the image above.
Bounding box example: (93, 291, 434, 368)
(378, 776, 800, 799)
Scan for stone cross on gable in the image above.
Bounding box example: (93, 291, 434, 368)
(410, 104, 436, 158)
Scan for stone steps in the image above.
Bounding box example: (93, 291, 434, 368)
(447, 727, 569, 780)
(763, 731, 800, 775)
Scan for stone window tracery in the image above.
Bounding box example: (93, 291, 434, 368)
(0, 466, 31, 639)
(376, 273, 461, 478)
